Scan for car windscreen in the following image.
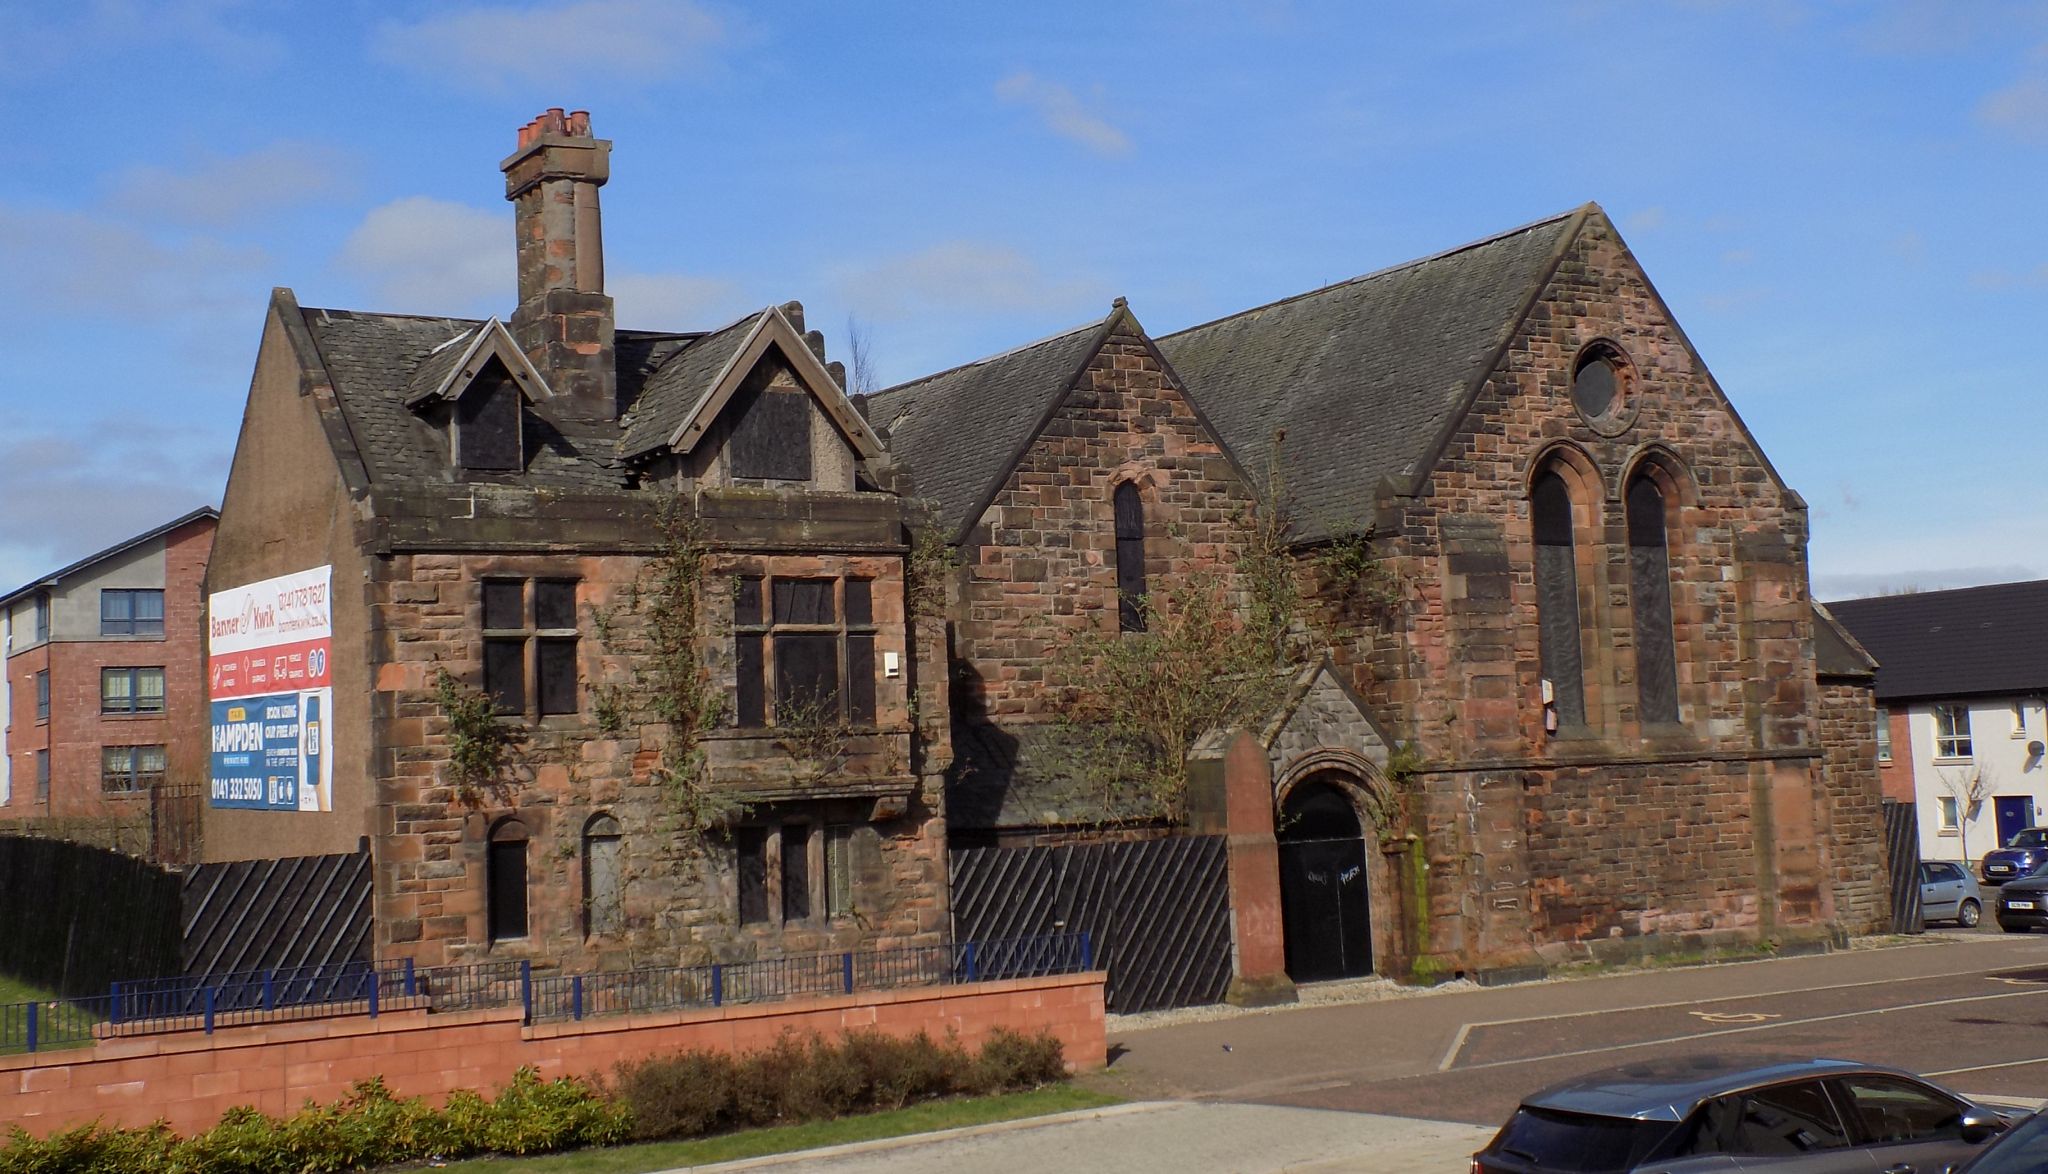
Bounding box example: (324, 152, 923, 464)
(1489, 1106, 1671, 1172)
(2009, 830, 2048, 848)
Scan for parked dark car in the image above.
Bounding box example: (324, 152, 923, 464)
(1472, 1055, 2007, 1173)
(1954, 1108, 2048, 1173)
(1921, 860, 1985, 927)
(1994, 871, 2048, 932)
(1979, 828, 2048, 885)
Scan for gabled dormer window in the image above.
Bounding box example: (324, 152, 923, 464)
(456, 358, 522, 472)
(728, 382, 813, 482)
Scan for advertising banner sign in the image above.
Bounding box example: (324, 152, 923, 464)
(208, 566, 333, 812)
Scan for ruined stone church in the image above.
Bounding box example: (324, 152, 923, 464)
(204, 111, 1885, 992)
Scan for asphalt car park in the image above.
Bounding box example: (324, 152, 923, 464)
(1095, 935, 2048, 1132)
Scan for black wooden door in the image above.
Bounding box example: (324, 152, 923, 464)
(1279, 781, 1372, 982)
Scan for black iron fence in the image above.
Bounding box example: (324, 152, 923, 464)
(0, 933, 1093, 1056)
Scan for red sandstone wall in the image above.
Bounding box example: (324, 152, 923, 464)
(0, 972, 1105, 1140)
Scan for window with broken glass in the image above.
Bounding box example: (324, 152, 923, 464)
(732, 576, 878, 728)
(482, 578, 580, 720)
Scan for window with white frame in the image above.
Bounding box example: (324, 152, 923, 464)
(2014, 700, 2029, 738)
(1876, 707, 1891, 763)
(1934, 703, 1973, 760)
(1939, 796, 1961, 830)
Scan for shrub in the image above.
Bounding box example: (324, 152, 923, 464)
(972, 1027, 1067, 1092)
(615, 1027, 1067, 1143)
(0, 1070, 626, 1173)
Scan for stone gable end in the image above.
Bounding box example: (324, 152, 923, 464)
(954, 326, 1256, 722)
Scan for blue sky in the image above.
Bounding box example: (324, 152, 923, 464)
(3, 0, 2044, 599)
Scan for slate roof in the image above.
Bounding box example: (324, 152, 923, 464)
(865, 208, 1585, 542)
(861, 320, 1109, 539)
(1826, 581, 2048, 701)
(948, 718, 1169, 830)
(1811, 601, 1877, 681)
(1157, 209, 1581, 540)
(618, 310, 770, 459)
(299, 306, 700, 491)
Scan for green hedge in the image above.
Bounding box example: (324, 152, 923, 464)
(0, 1028, 1067, 1172)
(0, 1069, 628, 1174)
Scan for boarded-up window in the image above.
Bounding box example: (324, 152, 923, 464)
(735, 577, 879, 728)
(729, 385, 813, 481)
(488, 819, 529, 943)
(1531, 471, 1587, 729)
(782, 823, 812, 922)
(736, 827, 769, 924)
(826, 825, 854, 917)
(457, 361, 522, 472)
(1626, 475, 1680, 725)
(583, 814, 623, 937)
(1114, 482, 1146, 632)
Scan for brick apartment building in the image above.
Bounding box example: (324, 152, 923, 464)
(1, 509, 217, 827)
(205, 110, 1885, 987)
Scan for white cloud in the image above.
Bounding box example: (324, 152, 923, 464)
(371, 0, 728, 92)
(1625, 206, 1667, 232)
(0, 430, 222, 596)
(337, 197, 508, 315)
(1814, 565, 2043, 600)
(830, 241, 1107, 323)
(1978, 75, 2048, 143)
(0, 0, 283, 81)
(0, 203, 267, 319)
(995, 71, 1132, 157)
(105, 141, 353, 227)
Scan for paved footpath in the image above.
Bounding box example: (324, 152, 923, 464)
(686, 1102, 1496, 1173)
(682, 934, 2048, 1173)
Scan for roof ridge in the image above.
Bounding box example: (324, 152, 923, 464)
(1156, 203, 1592, 343)
(866, 317, 1105, 402)
(302, 306, 486, 326)
(1828, 578, 2048, 608)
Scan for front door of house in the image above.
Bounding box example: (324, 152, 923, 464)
(1996, 795, 2035, 847)
(1278, 779, 1372, 983)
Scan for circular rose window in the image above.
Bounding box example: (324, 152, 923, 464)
(1570, 344, 1637, 435)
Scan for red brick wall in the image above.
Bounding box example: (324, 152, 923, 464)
(1877, 705, 1914, 803)
(0, 971, 1105, 1140)
(1, 517, 214, 823)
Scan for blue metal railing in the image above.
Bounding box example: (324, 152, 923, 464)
(0, 932, 1093, 1054)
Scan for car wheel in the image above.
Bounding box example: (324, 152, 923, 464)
(1960, 899, 1982, 928)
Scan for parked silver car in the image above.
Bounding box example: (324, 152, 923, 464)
(1920, 860, 1985, 927)
(1473, 1055, 2008, 1173)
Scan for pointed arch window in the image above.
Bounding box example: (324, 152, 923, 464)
(1531, 470, 1586, 729)
(1626, 474, 1680, 725)
(1114, 482, 1147, 632)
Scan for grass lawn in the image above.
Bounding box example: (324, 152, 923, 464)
(0, 972, 99, 1056)
(428, 1085, 1123, 1173)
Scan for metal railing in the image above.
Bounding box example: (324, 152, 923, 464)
(0, 933, 1093, 1054)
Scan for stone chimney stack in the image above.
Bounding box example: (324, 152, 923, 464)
(502, 108, 616, 416)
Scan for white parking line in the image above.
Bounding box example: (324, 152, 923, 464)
(1435, 962, 2035, 1071)
(1441, 987, 2048, 1075)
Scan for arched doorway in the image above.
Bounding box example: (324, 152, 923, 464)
(1278, 778, 1372, 982)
